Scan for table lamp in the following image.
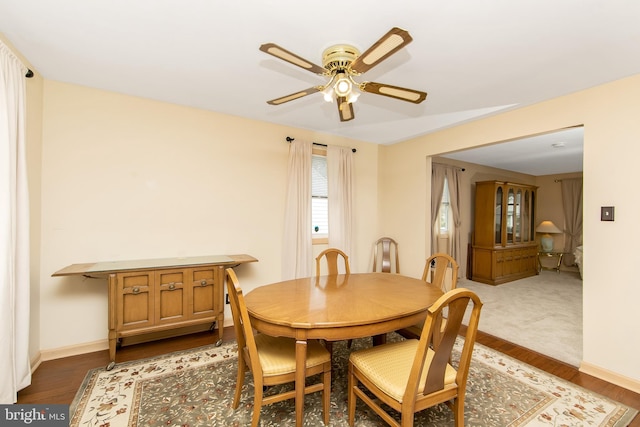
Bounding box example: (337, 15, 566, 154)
(536, 220, 562, 252)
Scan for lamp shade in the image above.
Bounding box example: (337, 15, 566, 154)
(536, 220, 562, 252)
(536, 220, 562, 234)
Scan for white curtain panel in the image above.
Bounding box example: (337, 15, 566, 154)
(447, 167, 462, 265)
(281, 140, 312, 280)
(0, 40, 31, 403)
(327, 145, 353, 261)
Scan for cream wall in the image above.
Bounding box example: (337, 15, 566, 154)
(381, 74, 640, 390)
(40, 80, 379, 353)
(25, 71, 43, 365)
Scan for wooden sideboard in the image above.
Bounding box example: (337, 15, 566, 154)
(53, 254, 257, 369)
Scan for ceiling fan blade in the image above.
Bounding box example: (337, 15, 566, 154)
(349, 27, 413, 74)
(267, 87, 321, 105)
(337, 97, 355, 122)
(360, 81, 427, 104)
(259, 43, 327, 75)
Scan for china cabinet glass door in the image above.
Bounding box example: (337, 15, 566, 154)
(523, 190, 530, 241)
(506, 188, 514, 243)
(495, 186, 503, 245)
(514, 190, 522, 243)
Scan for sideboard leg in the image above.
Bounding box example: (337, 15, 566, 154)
(107, 273, 118, 371)
(107, 329, 117, 370)
(214, 320, 223, 346)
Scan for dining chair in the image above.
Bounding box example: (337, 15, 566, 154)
(372, 237, 400, 273)
(226, 268, 332, 427)
(397, 253, 459, 341)
(315, 248, 352, 349)
(347, 288, 483, 427)
(315, 247, 351, 276)
(422, 253, 459, 292)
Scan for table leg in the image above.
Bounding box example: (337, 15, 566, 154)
(537, 255, 542, 274)
(372, 334, 387, 346)
(556, 253, 564, 272)
(294, 339, 307, 427)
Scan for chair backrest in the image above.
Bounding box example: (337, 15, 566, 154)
(315, 248, 350, 276)
(406, 288, 482, 401)
(422, 253, 459, 292)
(372, 237, 399, 273)
(226, 268, 263, 377)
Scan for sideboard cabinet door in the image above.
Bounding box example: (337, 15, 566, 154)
(155, 269, 188, 324)
(117, 272, 154, 330)
(189, 267, 219, 319)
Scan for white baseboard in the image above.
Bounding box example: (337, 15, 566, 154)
(39, 340, 109, 363)
(35, 322, 230, 365)
(579, 361, 640, 394)
(30, 352, 42, 373)
(31, 323, 234, 373)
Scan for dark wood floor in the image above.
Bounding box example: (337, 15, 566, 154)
(18, 327, 640, 426)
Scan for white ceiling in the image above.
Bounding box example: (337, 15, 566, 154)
(1, 1, 637, 173)
(440, 127, 584, 176)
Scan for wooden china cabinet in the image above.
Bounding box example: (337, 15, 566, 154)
(471, 181, 538, 285)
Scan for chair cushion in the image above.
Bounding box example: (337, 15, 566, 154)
(255, 334, 330, 376)
(349, 339, 457, 402)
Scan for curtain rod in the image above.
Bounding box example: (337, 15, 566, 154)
(25, 69, 33, 78)
(432, 162, 465, 172)
(286, 136, 356, 153)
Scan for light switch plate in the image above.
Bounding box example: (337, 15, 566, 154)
(601, 206, 615, 221)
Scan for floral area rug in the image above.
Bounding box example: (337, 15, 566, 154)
(70, 334, 638, 426)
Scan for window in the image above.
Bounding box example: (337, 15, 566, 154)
(438, 177, 451, 233)
(312, 154, 328, 239)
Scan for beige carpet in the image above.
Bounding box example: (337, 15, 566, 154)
(460, 270, 582, 366)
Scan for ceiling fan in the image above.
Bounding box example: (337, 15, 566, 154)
(259, 27, 427, 122)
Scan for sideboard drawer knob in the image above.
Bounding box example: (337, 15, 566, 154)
(200, 280, 207, 286)
(132, 287, 140, 294)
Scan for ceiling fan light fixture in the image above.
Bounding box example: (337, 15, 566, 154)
(334, 73, 352, 97)
(321, 74, 337, 102)
(346, 89, 360, 104)
(322, 86, 334, 102)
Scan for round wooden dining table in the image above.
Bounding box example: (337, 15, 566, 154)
(244, 272, 443, 427)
